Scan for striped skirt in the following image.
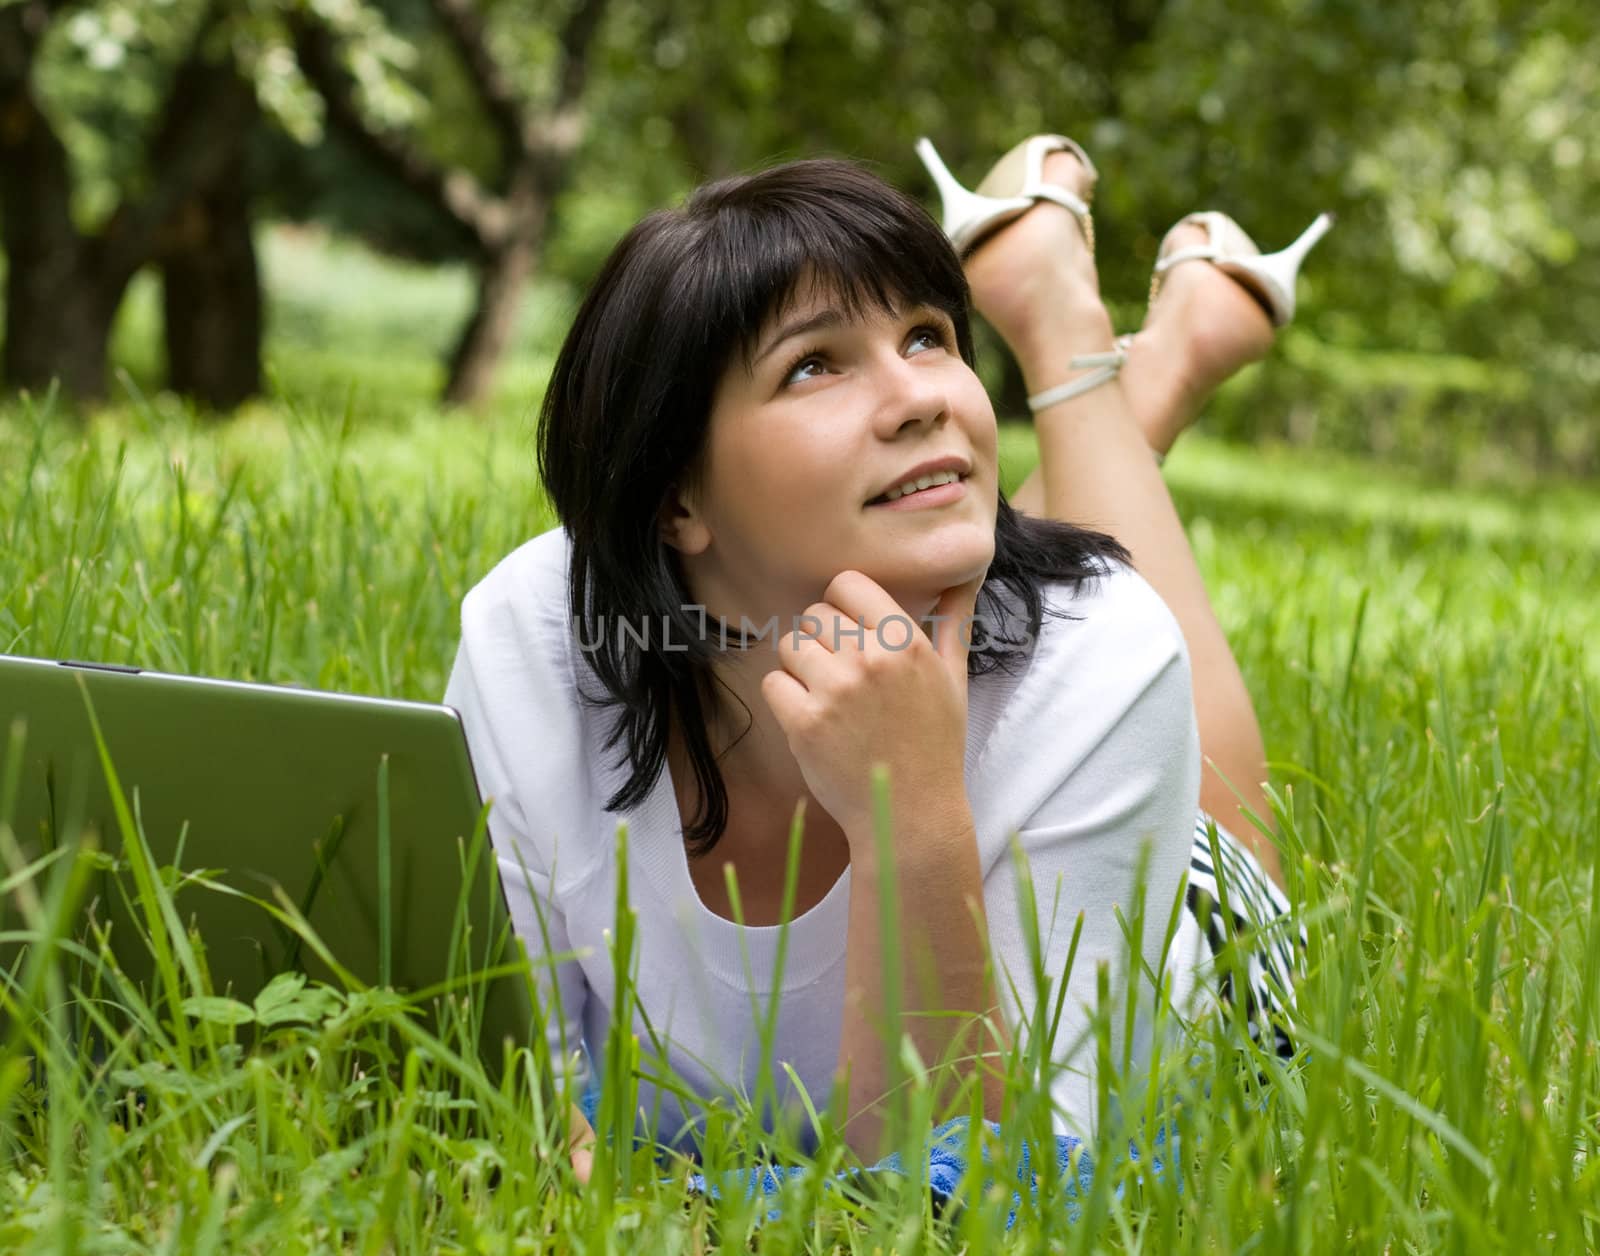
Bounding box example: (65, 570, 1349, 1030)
(1168, 811, 1303, 1058)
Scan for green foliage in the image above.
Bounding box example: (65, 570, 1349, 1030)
(363, 0, 1600, 474)
(31, 0, 209, 222)
(12, 0, 1597, 472)
(23, 0, 418, 227)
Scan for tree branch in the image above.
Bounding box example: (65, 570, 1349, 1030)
(288, 12, 506, 250)
(532, 0, 609, 157)
(553, 0, 609, 112)
(425, 0, 530, 157)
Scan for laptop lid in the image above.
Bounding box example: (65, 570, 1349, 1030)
(0, 653, 535, 1066)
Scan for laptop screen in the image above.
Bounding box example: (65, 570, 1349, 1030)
(0, 654, 534, 1063)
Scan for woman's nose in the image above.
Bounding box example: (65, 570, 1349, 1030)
(869, 352, 947, 439)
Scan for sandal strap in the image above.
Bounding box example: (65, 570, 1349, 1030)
(1026, 346, 1127, 412)
(1028, 186, 1095, 253)
(1029, 184, 1090, 220)
(1153, 243, 1221, 273)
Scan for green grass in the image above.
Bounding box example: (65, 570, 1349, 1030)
(3, 391, 1596, 1250)
(2, 227, 1598, 1248)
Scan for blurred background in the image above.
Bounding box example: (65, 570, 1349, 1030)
(1, 0, 1595, 483)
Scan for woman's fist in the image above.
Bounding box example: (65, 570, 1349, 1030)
(759, 570, 983, 845)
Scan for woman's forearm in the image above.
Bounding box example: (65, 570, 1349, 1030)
(835, 795, 1009, 1161)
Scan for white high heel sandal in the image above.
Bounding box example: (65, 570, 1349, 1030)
(916, 134, 1119, 414)
(1150, 210, 1336, 328)
(914, 134, 1098, 256)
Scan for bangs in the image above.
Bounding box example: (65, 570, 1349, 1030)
(674, 158, 975, 379)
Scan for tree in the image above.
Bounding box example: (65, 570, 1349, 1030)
(0, 0, 424, 411)
(0, 0, 260, 405)
(289, 0, 610, 407)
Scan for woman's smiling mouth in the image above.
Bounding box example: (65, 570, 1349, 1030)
(866, 471, 969, 509)
(865, 456, 973, 507)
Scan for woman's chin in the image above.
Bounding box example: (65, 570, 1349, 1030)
(867, 548, 995, 613)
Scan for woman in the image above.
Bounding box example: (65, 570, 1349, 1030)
(442, 137, 1314, 1170)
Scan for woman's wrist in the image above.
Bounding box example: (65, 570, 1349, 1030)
(842, 786, 975, 868)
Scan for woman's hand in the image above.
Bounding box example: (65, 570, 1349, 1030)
(567, 1101, 596, 1185)
(759, 570, 983, 847)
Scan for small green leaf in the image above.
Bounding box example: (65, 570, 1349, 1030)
(111, 1062, 206, 1097)
(254, 972, 342, 1026)
(258, 971, 307, 1002)
(179, 995, 255, 1026)
(80, 849, 121, 872)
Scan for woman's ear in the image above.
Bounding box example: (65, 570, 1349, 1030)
(658, 483, 712, 556)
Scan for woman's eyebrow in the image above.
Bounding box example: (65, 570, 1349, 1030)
(750, 308, 848, 367)
(905, 301, 953, 326)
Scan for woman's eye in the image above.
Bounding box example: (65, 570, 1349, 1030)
(782, 352, 827, 387)
(907, 325, 948, 355)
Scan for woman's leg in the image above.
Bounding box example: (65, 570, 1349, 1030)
(966, 152, 1281, 884)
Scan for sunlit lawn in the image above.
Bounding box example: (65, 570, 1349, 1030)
(1, 227, 1597, 1250)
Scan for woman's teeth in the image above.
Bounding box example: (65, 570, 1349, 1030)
(882, 469, 961, 502)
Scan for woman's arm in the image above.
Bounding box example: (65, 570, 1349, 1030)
(807, 567, 1199, 1154)
(836, 795, 1010, 1160)
(443, 593, 594, 1165)
(980, 571, 1201, 1137)
(759, 569, 1006, 1161)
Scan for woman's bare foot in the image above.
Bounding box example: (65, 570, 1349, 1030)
(1120, 222, 1277, 458)
(962, 149, 1112, 363)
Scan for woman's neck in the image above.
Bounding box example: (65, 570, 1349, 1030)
(670, 646, 811, 824)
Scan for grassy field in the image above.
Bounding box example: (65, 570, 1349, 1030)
(2, 231, 1599, 1250)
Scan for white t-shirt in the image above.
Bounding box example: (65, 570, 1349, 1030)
(443, 526, 1201, 1143)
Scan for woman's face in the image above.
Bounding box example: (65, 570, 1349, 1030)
(671, 279, 999, 627)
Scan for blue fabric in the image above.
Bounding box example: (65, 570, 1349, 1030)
(579, 1068, 1178, 1231)
(683, 1118, 1177, 1229)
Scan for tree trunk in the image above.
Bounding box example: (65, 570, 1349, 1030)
(4, 278, 123, 402)
(161, 166, 262, 410)
(0, 133, 121, 400)
(442, 224, 540, 408)
(2, 0, 261, 407)
(0, 23, 122, 401)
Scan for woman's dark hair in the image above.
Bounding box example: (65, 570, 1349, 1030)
(538, 157, 1130, 855)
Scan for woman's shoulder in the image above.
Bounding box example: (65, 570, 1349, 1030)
(971, 560, 1192, 771)
(1039, 556, 1189, 669)
(1031, 556, 1194, 729)
(454, 526, 581, 709)
(459, 526, 572, 629)
(980, 555, 1188, 689)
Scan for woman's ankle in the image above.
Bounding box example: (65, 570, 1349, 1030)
(1121, 324, 1209, 458)
(969, 245, 1104, 354)
(1009, 294, 1116, 394)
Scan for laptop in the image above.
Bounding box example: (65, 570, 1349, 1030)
(0, 653, 536, 1067)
